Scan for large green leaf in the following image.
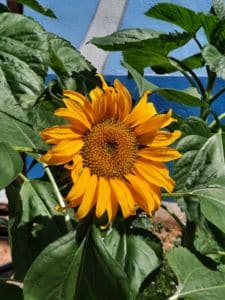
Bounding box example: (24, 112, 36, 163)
(167, 247, 225, 300)
(145, 3, 201, 33)
(48, 33, 94, 80)
(15, 0, 56, 18)
(23, 232, 83, 300)
(0, 142, 23, 189)
(0, 282, 23, 300)
(102, 226, 160, 297)
(200, 13, 219, 43)
(192, 177, 225, 234)
(174, 131, 225, 191)
(180, 116, 211, 137)
(7, 180, 69, 279)
(0, 13, 48, 120)
(0, 112, 47, 151)
(202, 44, 225, 79)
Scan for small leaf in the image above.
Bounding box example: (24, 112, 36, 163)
(15, 0, 56, 18)
(155, 88, 203, 107)
(122, 60, 157, 95)
(167, 247, 225, 300)
(152, 53, 204, 74)
(200, 13, 219, 43)
(91, 28, 162, 51)
(145, 3, 201, 33)
(213, 0, 225, 20)
(0, 142, 23, 189)
(202, 44, 225, 79)
(180, 116, 211, 137)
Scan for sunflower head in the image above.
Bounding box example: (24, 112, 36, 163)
(40, 75, 181, 222)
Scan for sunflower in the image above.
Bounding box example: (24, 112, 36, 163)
(40, 75, 181, 222)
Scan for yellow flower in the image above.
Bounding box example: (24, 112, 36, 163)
(40, 76, 181, 222)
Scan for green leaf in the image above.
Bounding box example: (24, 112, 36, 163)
(0, 13, 48, 121)
(15, 0, 56, 18)
(202, 44, 225, 79)
(77, 226, 131, 300)
(167, 247, 225, 300)
(192, 177, 225, 234)
(0, 142, 23, 189)
(23, 232, 83, 300)
(145, 2, 201, 33)
(180, 116, 211, 137)
(213, 0, 225, 20)
(155, 87, 203, 107)
(0, 282, 23, 300)
(174, 132, 225, 191)
(122, 61, 202, 107)
(0, 112, 48, 151)
(122, 32, 193, 72)
(48, 33, 95, 80)
(91, 28, 162, 51)
(200, 13, 219, 43)
(122, 60, 157, 95)
(7, 180, 69, 279)
(102, 226, 160, 297)
(152, 53, 205, 74)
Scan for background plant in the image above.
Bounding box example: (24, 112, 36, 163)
(1, 0, 225, 299)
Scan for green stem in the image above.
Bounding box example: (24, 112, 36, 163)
(162, 192, 189, 199)
(13, 146, 39, 153)
(181, 219, 196, 250)
(18, 172, 29, 182)
(170, 57, 206, 99)
(42, 162, 74, 232)
(209, 111, 225, 128)
(161, 204, 185, 230)
(209, 87, 225, 104)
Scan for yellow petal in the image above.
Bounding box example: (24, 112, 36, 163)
(124, 91, 156, 127)
(70, 155, 83, 182)
(97, 74, 108, 90)
(40, 125, 81, 144)
(40, 139, 83, 165)
(135, 109, 175, 138)
(89, 87, 107, 123)
(95, 176, 110, 218)
(66, 167, 91, 205)
(110, 178, 136, 218)
(114, 79, 132, 120)
(135, 158, 175, 193)
(139, 147, 182, 162)
(125, 174, 156, 214)
(54, 108, 90, 132)
(76, 174, 98, 219)
(150, 130, 182, 147)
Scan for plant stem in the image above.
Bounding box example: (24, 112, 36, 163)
(42, 162, 74, 232)
(170, 57, 206, 99)
(209, 86, 225, 104)
(162, 192, 189, 199)
(181, 219, 196, 250)
(209, 111, 225, 128)
(161, 204, 185, 230)
(18, 172, 29, 182)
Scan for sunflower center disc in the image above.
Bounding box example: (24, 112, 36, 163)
(81, 119, 138, 178)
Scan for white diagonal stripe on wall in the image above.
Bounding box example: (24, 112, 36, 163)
(79, 0, 127, 72)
